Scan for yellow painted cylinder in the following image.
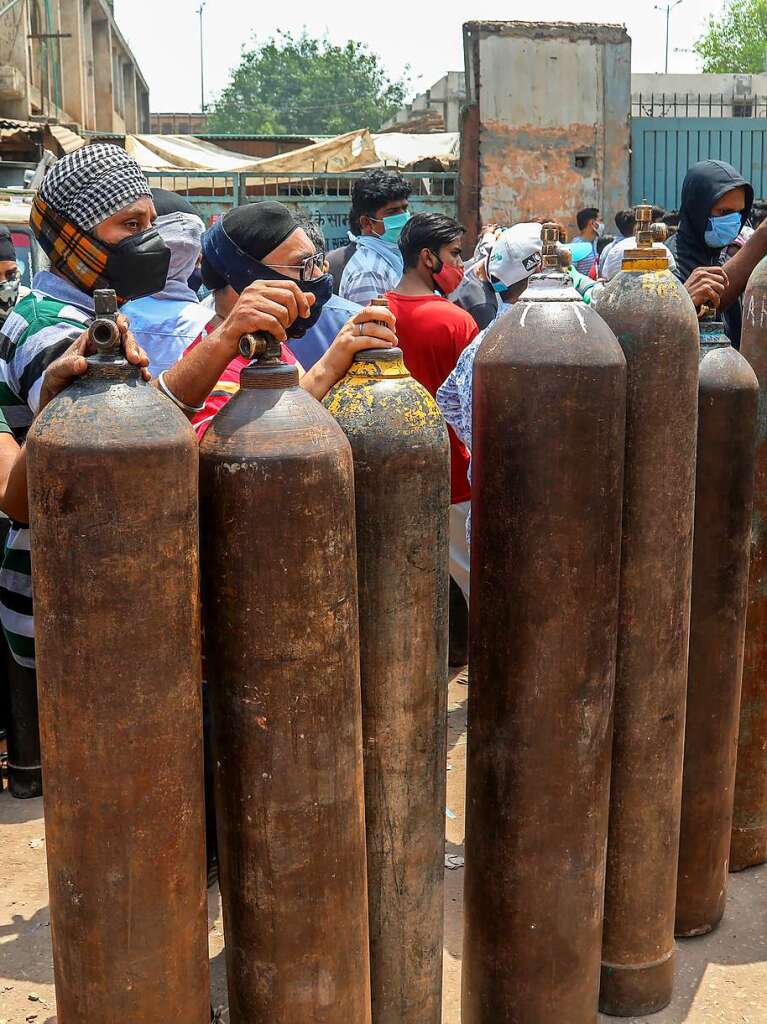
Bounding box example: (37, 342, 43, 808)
(325, 346, 450, 1024)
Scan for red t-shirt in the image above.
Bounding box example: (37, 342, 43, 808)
(385, 291, 478, 504)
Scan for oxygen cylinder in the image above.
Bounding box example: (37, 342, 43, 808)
(323, 310, 450, 1024)
(732, 258, 767, 871)
(199, 339, 371, 1024)
(26, 289, 209, 1022)
(462, 226, 626, 1023)
(596, 205, 700, 1016)
(675, 316, 757, 937)
(4, 654, 41, 798)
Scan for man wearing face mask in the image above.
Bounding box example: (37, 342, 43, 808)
(184, 201, 399, 439)
(338, 169, 412, 306)
(0, 143, 163, 799)
(572, 207, 603, 275)
(0, 143, 167, 676)
(386, 212, 478, 603)
(0, 228, 24, 324)
(668, 160, 754, 347)
(436, 222, 543, 590)
(121, 188, 213, 377)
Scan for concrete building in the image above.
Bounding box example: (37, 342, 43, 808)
(382, 71, 466, 133)
(460, 21, 631, 244)
(632, 73, 767, 116)
(0, 0, 149, 132)
(150, 111, 208, 135)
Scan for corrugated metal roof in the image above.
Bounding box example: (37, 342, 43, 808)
(0, 119, 41, 139)
(48, 124, 85, 153)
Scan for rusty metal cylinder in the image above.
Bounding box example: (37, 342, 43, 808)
(675, 318, 757, 937)
(199, 357, 371, 1024)
(26, 335, 209, 1022)
(324, 345, 450, 1024)
(732, 260, 767, 871)
(596, 217, 700, 1016)
(462, 242, 626, 1023)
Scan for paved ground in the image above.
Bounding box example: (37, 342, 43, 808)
(2, 672, 766, 1022)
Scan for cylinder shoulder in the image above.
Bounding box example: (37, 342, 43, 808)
(27, 377, 197, 451)
(699, 345, 759, 392)
(597, 268, 700, 361)
(599, 267, 699, 332)
(474, 299, 626, 370)
(200, 383, 351, 461)
(744, 255, 767, 299)
(324, 373, 449, 445)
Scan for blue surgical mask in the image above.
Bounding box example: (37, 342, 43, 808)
(704, 212, 742, 248)
(373, 211, 410, 244)
(491, 279, 507, 293)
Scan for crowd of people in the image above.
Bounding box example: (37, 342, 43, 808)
(0, 140, 765, 1021)
(2, 145, 767, 835)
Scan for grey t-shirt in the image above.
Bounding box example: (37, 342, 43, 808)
(449, 264, 500, 330)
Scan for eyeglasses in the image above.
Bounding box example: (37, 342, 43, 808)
(263, 251, 325, 282)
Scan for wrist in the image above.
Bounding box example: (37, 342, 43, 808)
(215, 320, 243, 356)
(302, 359, 336, 401)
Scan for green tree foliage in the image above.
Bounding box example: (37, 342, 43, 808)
(207, 32, 410, 135)
(694, 0, 767, 73)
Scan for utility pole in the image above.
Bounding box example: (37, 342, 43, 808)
(655, 0, 684, 75)
(197, 2, 206, 113)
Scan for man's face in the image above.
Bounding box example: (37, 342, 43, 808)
(215, 226, 325, 318)
(93, 197, 157, 246)
(430, 237, 464, 273)
(262, 227, 323, 281)
(362, 198, 410, 236)
(0, 259, 18, 282)
(589, 213, 602, 234)
(711, 187, 746, 218)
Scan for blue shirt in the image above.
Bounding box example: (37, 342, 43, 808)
(121, 291, 214, 377)
(436, 304, 516, 543)
(339, 235, 403, 306)
(287, 294, 361, 370)
(571, 235, 597, 275)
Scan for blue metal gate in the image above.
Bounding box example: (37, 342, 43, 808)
(144, 170, 458, 250)
(631, 117, 767, 210)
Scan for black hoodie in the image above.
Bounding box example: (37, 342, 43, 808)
(669, 159, 753, 347)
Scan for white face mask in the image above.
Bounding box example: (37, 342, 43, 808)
(0, 272, 20, 321)
(594, 220, 605, 238)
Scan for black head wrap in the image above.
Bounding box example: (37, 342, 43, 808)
(200, 201, 334, 339)
(201, 202, 299, 291)
(0, 227, 15, 263)
(151, 187, 198, 219)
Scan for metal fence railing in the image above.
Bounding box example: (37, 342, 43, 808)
(632, 94, 767, 118)
(143, 170, 458, 249)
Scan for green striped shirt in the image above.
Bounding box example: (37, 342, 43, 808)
(0, 273, 91, 667)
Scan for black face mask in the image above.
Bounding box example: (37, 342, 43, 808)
(286, 272, 333, 338)
(187, 267, 204, 295)
(230, 260, 333, 339)
(105, 227, 171, 301)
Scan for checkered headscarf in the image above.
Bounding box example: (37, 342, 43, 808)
(38, 143, 151, 233)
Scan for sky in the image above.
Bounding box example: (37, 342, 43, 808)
(114, 0, 729, 113)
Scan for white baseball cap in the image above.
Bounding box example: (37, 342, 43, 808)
(487, 223, 543, 289)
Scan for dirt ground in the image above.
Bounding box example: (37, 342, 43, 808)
(1, 671, 766, 1023)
